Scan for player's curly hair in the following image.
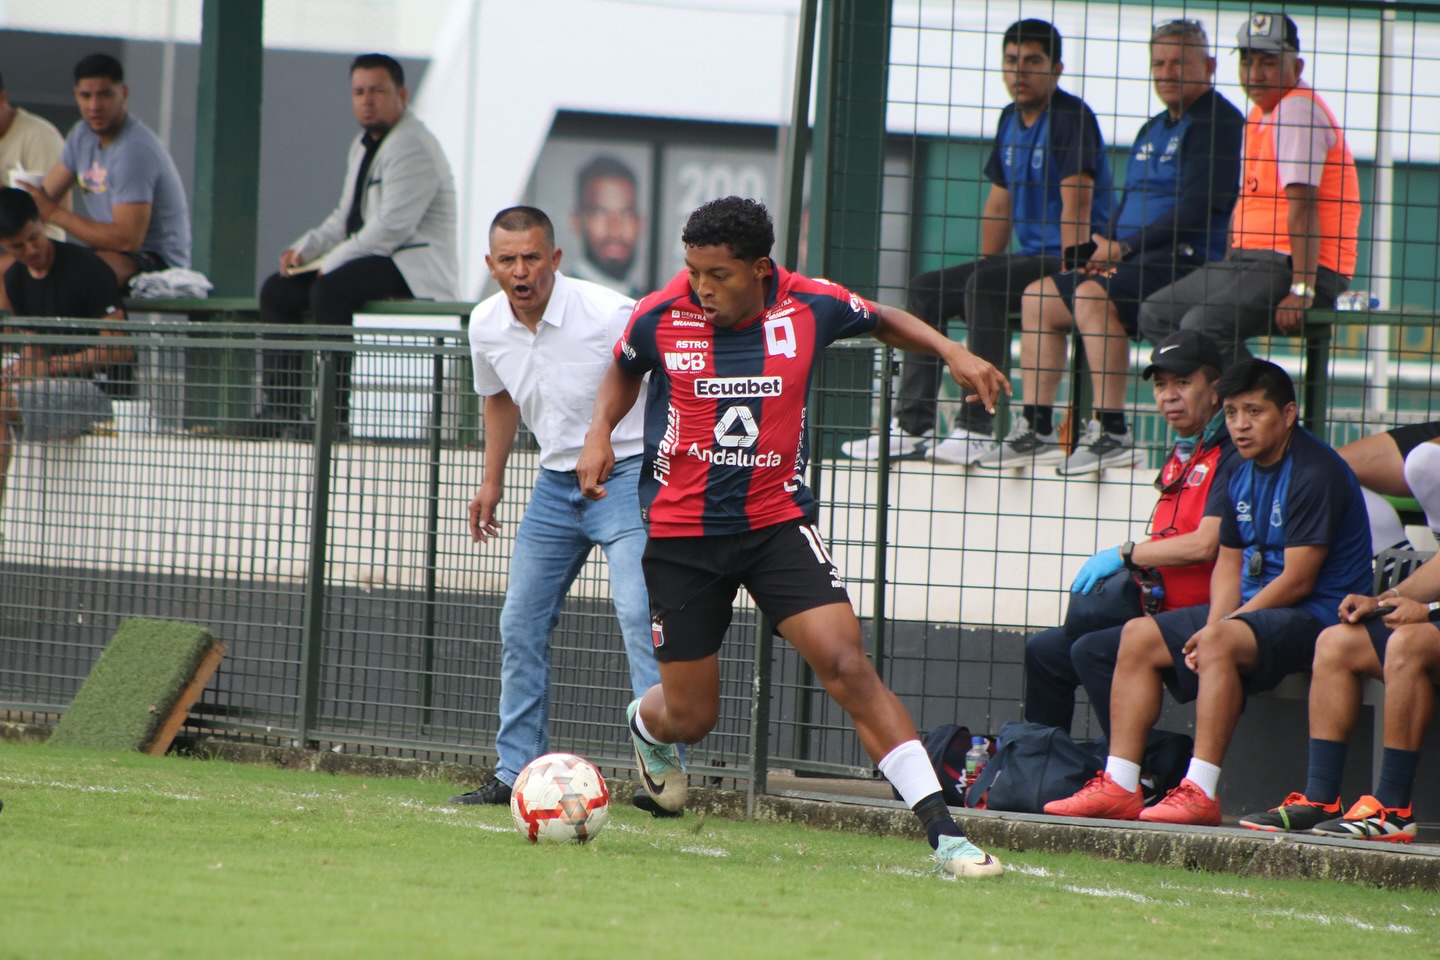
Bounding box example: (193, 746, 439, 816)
(681, 197, 774, 263)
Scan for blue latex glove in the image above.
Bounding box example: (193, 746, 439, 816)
(1072, 547, 1125, 594)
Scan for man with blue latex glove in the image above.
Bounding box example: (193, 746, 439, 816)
(1025, 330, 1239, 734)
(1073, 548, 1125, 595)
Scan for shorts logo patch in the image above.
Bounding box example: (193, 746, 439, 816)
(651, 616, 665, 649)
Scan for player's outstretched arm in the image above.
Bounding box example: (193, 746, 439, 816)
(869, 302, 1009, 414)
(579, 361, 645, 501)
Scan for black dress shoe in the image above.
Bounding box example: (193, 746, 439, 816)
(448, 776, 512, 805)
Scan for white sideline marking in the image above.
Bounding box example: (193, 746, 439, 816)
(1258, 910, 1414, 934)
(1007, 863, 1056, 878)
(1063, 884, 1160, 904)
(0, 775, 202, 801)
(679, 845, 729, 857)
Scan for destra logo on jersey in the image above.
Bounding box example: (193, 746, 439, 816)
(670, 307, 707, 328)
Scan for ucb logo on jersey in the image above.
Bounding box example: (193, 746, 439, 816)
(664, 351, 705, 371)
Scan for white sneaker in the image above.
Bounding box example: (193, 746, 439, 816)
(840, 419, 932, 460)
(929, 426, 996, 465)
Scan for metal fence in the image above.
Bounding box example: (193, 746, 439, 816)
(5, 0, 1440, 803)
(0, 318, 766, 785)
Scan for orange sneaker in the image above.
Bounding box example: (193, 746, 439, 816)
(1043, 771, 1144, 820)
(1138, 778, 1221, 826)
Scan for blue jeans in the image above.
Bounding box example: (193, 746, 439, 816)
(493, 455, 658, 785)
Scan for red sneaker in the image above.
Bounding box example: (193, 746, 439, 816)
(1043, 771, 1144, 820)
(1138, 778, 1222, 826)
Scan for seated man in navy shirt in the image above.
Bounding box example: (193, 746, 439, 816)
(1044, 359, 1373, 825)
(844, 18, 1113, 465)
(0, 187, 129, 509)
(997, 19, 1244, 475)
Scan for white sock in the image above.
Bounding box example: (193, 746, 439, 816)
(1104, 756, 1141, 793)
(1185, 758, 1221, 799)
(631, 705, 667, 745)
(1362, 486, 1408, 556)
(877, 740, 943, 808)
(1404, 443, 1440, 535)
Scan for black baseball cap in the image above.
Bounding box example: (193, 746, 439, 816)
(1142, 329, 1224, 380)
(1235, 12, 1301, 53)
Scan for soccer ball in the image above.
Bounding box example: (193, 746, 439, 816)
(510, 752, 611, 844)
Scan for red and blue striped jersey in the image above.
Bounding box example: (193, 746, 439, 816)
(614, 262, 877, 537)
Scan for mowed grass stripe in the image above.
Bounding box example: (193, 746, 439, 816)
(0, 743, 1435, 959)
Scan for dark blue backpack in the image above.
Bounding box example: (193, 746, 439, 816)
(963, 721, 1193, 813)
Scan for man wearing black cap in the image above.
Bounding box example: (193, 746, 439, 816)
(1138, 13, 1361, 368)
(1025, 330, 1238, 735)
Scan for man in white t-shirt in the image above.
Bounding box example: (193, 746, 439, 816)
(447, 206, 668, 815)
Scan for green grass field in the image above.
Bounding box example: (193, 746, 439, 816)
(1, 742, 1436, 959)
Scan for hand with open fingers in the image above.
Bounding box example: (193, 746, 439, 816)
(1072, 547, 1124, 594)
(19, 180, 57, 219)
(1338, 593, 1379, 623)
(946, 348, 1009, 414)
(1380, 596, 1430, 627)
(468, 481, 503, 544)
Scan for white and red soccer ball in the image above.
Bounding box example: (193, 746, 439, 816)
(510, 752, 611, 844)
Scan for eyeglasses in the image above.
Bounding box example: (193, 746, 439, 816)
(1152, 18, 1208, 44)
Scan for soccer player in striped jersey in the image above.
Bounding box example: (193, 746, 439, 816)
(577, 196, 1009, 878)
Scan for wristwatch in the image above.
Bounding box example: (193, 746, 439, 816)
(1120, 541, 1138, 570)
(1289, 282, 1317, 299)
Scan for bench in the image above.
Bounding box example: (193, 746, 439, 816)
(121, 297, 478, 324)
(120, 297, 478, 431)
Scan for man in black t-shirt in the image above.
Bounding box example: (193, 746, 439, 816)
(0, 186, 129, 507)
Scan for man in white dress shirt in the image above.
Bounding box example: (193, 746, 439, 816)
(448, 206, 669, 814)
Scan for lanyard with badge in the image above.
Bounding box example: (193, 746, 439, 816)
(1245, 456, 1293, 579)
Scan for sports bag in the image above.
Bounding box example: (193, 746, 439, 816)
(964, 721, 1193, 812)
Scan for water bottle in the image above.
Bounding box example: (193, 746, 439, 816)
(964, 736, 989, 785)
(1336, 290, 1379, 311)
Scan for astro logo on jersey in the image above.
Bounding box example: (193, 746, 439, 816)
(664, 352, 705, 371)
(713, 405, 760, 448)
(694, 376, 782, 398)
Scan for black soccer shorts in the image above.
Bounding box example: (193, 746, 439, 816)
(641, 518, 853, 662)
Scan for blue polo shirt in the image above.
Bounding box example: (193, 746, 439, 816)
(982, 88, 1114, 257)
(1110, 88, 1245, 263)
(1218, 427, 1373, 625)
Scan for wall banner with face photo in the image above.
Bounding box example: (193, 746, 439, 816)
(526, 139, 651, 300)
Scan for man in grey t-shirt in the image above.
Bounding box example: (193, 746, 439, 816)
(23, 53, 190, 289)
